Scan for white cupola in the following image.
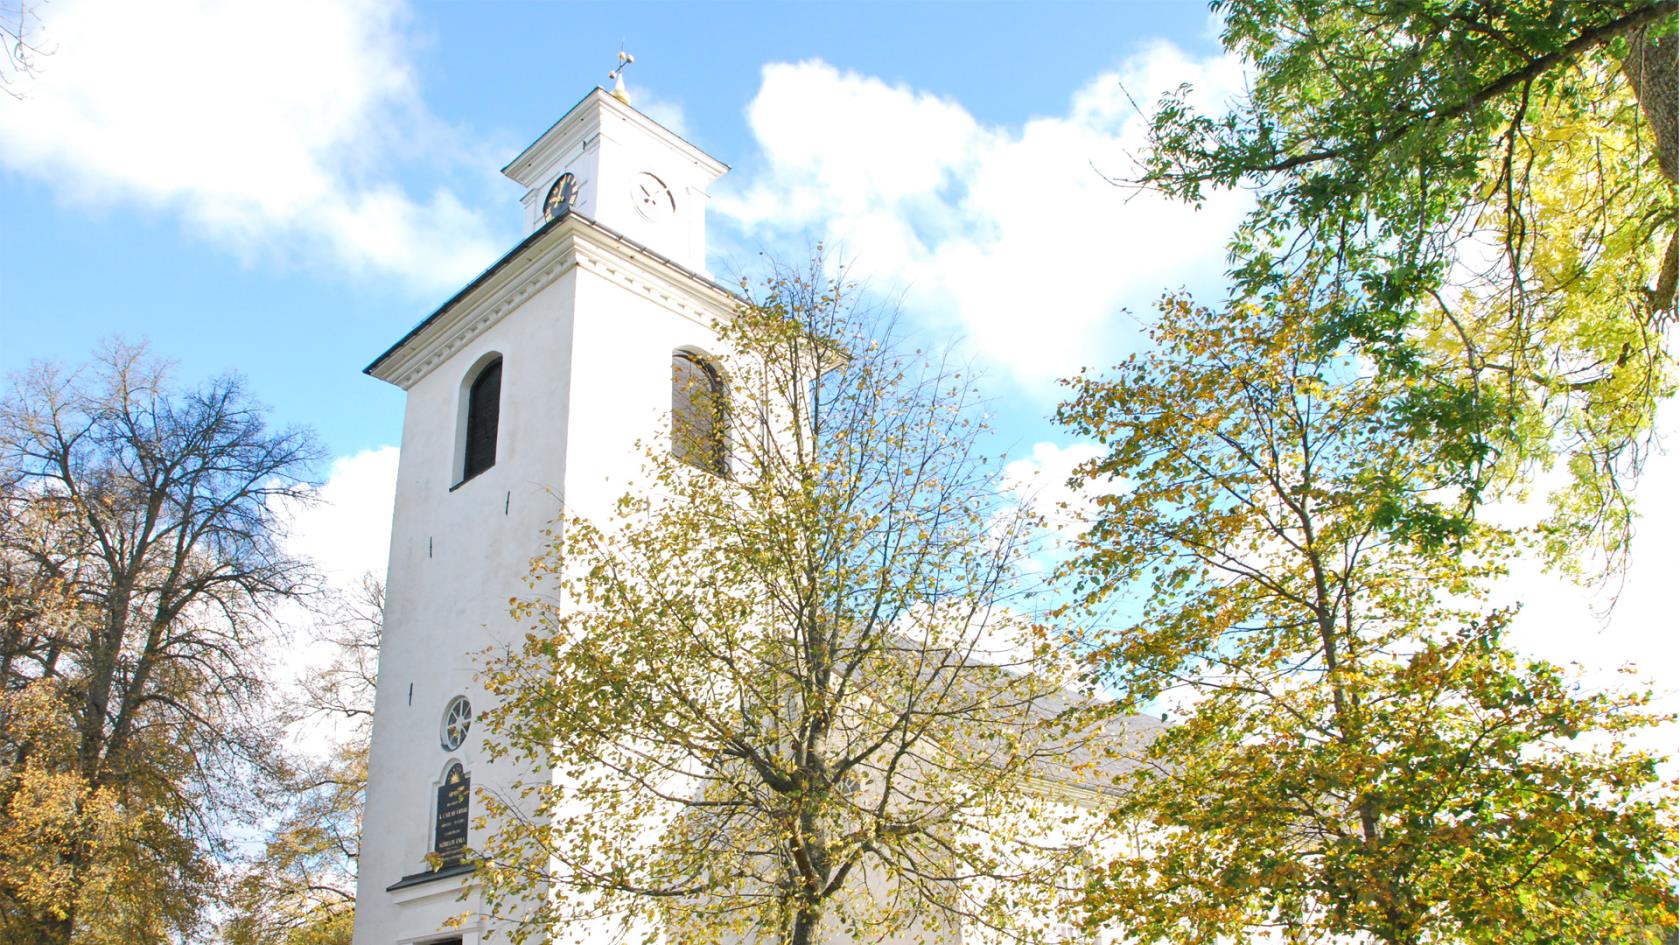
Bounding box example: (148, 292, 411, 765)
(501, 87, 728, 274)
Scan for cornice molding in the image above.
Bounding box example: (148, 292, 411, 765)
(572, 230, 736, 330)
(368, 214, 739, 391)
(502, 88, 727, 191)
(371, 231, 578, 390)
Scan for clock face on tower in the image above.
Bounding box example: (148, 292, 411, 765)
(543, 172, 579, 221)
(630, 171, 675, 221)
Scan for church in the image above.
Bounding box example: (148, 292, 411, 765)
(350, 75, 1144, 945)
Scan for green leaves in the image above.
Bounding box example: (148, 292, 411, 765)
(1059, 289, 1675, 944)
(477, 257, 1109, 945)
(1136, 0, 1679, 572)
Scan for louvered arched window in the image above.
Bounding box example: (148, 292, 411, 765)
(462, 358, 502, 481)
(672, 352, 727, 476)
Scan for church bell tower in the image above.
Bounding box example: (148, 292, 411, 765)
(351, 80, 734, 945)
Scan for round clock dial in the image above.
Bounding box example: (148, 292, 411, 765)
(543, 172, 580, 221)
(630, 171, 675, 221)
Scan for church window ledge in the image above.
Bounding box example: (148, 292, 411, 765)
(386, 861, 476, 893)
(448, 469, 490, 492)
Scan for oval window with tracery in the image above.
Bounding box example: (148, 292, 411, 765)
(440, 696, 472, 751)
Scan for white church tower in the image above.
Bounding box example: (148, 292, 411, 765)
(352, 78, 736, 945)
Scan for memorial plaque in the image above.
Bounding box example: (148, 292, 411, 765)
(434, 763, 470, 867)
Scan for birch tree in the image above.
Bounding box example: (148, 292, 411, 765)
(478, 262, 1114, 945)
(1057, 289, 1675, 945)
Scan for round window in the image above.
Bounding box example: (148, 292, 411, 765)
(440, 696, 472, 751)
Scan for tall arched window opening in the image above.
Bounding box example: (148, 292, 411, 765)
(462, 358, 502, 481)
(672, 352, 727, 476)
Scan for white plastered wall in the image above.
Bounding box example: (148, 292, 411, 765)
(354, 266, 578, 945)
(354, 229, 739, 945)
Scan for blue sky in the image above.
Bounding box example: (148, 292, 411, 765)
(2, 0, 1674, 710)
(0, 0, 1235, 457)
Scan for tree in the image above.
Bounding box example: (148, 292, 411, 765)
(1055, 290, 1675, 944)
(0, 1, 51, 99)
(478, 261, 1110, 945)
(222, 576, 382, 945)
(1126, 0, 1678, 571)
(0, 342, 321, 944)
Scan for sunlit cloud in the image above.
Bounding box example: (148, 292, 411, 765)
(0, 0, 501, 292)
(716, 47, 1251, 395)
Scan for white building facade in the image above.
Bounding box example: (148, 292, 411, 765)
(352, 87, 738, 945)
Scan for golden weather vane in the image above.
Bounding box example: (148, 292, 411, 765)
(608, 46, 635, 105)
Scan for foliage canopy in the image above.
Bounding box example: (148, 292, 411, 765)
(479, 262, 1122, 945)
(1131, 0, 1678, 570)
(0, 342, 321, 944)
(1057, 291, 1675, 945)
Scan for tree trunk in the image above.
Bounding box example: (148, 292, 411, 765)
(1621, 21, 1677, 184)
(786, 802, 829, 945)
(788, 902, 821, 945)
(1621, 19, 1678, 318)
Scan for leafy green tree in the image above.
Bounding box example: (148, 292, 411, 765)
(478, 262, 1110, 945)
(0, 342, 320, 944)
(1057, 290, 1675, 945)
(1128, 0, 1678, 571)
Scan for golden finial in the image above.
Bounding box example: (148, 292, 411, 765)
(608, 47, 634, 105)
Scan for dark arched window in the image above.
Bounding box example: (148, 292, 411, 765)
(672, 352, 727, 476)
(462, 358, 501, 481)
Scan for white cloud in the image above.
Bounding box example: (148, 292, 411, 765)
(283, 445, 401, 587)
(1490, 414, 1680, 719)
(995, 441, 1128, 595)
(635, 91, 690, 140)
(715, 48, 1251, 394)
(1441, 413, 1680, 767)
(0, 0, 500, 292)
(1003, 440, 1112, 543)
